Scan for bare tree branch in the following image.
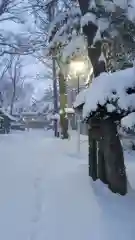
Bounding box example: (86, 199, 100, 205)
(0, 0, 10, 16)
(0, 58, 11, 80)
(5, 55, 23, 114)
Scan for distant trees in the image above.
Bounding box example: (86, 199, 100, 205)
(0, 55, 34, 113)
(7, 55, 23, 114)
(0, 0, 44, 113)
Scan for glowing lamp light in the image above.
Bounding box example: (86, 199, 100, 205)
(69, 61, 86, 76)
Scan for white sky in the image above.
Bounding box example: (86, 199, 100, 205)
(0, 7, 52, 100)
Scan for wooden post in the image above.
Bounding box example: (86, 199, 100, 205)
(88, 127, 97, 181)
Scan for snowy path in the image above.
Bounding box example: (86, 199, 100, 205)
(0, 130, 135, 240)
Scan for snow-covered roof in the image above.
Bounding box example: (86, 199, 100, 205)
(74, 67, 135, 120)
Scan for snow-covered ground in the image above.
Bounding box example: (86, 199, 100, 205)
(0, 130, 135, 240)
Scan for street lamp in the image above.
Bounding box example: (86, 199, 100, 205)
(69, 61, 86, 78)
(69, 61, 86, 93)
(68, 59, 87, 153)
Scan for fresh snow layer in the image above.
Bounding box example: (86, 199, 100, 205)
(74, 88, 88, 108)
(74, 67, 135, 119)
(121, 112, 135, 129)
(0, 108, 18, 121)
(0, 130, 135, 240)
(81, 12, 97, 27)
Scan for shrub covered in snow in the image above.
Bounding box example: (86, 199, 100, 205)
(74, 67, 135, 121)
(121, 112, 135, 131)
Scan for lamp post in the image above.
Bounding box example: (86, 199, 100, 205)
(77, 75, 81, 153)
(68, 60, 86, 153)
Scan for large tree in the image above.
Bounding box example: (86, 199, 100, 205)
(75, 0, 135, 195)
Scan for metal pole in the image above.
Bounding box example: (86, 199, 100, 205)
(77, 76, 81, 153)
(52, 57, 59, 137)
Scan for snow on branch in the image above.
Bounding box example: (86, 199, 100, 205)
(48, 12, 68, 42)
(62, 34, 87, 62)
(0, 31, 44, 56)
(47, 5, 81, 57)
(0, 0, 27, 23)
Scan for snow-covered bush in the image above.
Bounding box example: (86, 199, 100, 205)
(74, 67, 135, 120)
(121, 112, 135, 133)
(120, 113, 135, 150)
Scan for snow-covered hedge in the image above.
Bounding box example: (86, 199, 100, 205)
(74, 67, 135, 120)
(121, 112, 135, 131)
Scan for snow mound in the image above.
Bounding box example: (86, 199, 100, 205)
(74, 67, 135, 120)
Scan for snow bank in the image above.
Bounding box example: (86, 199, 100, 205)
(1, 130, 135, 240)
(74, 67, 135, 119)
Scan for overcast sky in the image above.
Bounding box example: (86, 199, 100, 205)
(0, 7, 51, 100)
(2, 0, 135, 101)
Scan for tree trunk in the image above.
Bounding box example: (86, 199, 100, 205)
(59, 71, 68, 139)
(101, 118, 127, 195)
(10, 92, 15, 115)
